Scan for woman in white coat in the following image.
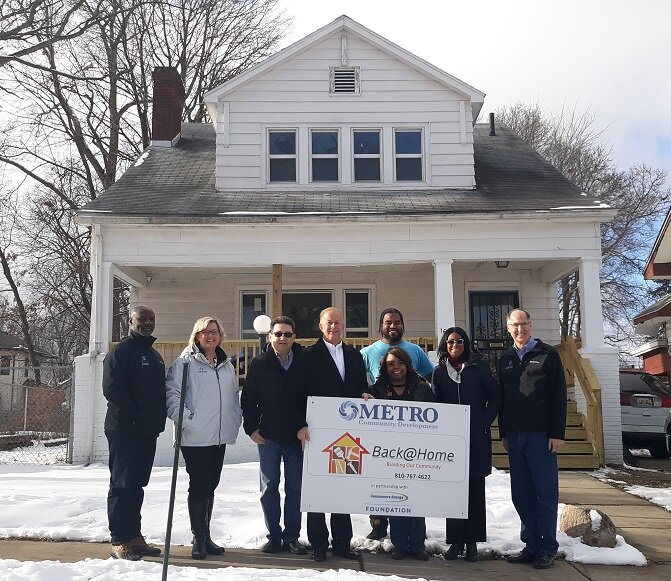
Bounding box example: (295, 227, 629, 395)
(166, 316, 242, 559)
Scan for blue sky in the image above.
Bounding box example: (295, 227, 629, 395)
(280, 0, 671, 175)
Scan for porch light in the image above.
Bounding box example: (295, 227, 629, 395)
(253, 314, 272, 349)
(495, 261, 509, 269)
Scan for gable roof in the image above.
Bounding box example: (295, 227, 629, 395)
(643, 207, 671, 279)
(76, 123, 612, 224)
(0, 331, 57, 359)
(203, 15, 485, 121)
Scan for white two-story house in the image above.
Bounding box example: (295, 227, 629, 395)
(73, 15, 620, 466)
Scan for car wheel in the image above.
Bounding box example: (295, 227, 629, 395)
(648, 442, 671, 459)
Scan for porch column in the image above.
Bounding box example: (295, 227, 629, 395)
(272, 264, 282, 318)
(433, 258, 455, 338)
(89, 225, 114, 354)
(578, 257, 605, 348)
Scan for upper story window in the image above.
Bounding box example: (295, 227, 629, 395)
(311, 130, 339, 182)
(394, 129, 423, 181)
(268, 130, 297, 182)
(353, 130, 381, 182)
(330, 67, 360, 95)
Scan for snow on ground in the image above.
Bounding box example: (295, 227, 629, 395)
(594, 466, 671, 512)
(0, 462, 647, 575)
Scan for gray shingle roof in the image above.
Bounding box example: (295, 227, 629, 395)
(77, 123, 608, 222)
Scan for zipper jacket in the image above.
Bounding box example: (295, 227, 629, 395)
(166, 345, 242, 447)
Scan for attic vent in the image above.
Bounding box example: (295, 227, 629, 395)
(330, 67, 360, 94)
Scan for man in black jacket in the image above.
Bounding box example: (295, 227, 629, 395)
(241, 316, 308, 556)
(498, 309, 566, 570)
(103, 305, 167, 560)
(298, 307, 368, 562)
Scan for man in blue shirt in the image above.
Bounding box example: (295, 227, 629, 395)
(359, 307, 434, 540)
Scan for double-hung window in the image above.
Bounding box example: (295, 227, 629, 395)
(268, 130, 297, 182)
(394, 129, 423, 181)
(311, 130, 339, 182)
(353, 130, 381, 182)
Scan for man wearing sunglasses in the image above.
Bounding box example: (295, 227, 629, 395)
(498, 309, 566, 570)
(241, 316, 308, 557)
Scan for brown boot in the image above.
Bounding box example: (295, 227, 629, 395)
(110, 543, 141, 561)
(129, 535, 161, 556)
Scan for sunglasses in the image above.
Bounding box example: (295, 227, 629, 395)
(272, 331, 295, 338)
(446, 339, 465, 346)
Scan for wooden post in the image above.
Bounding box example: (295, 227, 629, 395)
(272, 264, 282, 318)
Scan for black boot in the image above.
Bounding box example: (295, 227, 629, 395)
(205, 495, 225, 555)
(188, 497, 208, 559)
(465, 543, 478, 562)
(444, 543, 463, 560)
(366, 515, 388, 540)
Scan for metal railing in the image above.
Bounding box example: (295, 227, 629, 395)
(555, 337, 605, 466)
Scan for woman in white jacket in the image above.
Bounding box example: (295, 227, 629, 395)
(166, 316, 242, 560)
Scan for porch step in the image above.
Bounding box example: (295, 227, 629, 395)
(491, 399, 600, 470)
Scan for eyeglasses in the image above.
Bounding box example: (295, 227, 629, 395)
(446, 339, 465, 346)
(508, 322, 530, 329)
(272, 331, 295, 338)
(199, 329, 220, 336)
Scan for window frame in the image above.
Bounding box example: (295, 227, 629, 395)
(267, 129, 298, 183)
(344, 289, 371, 338)
(240, 291, 268, 339)
(393, 128, 424, 182)
(352, 128, 382, 183)
(310, 129, 340, 183)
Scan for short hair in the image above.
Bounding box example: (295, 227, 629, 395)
(319, 307, 342, 322)
(378, 307, 404, 331)
(437, 326, 472, 367)
(270, 316, 295, 333)
(189, 316, 225, 347)
(506, 309, 531, 324)
(379, 346, 415, 379)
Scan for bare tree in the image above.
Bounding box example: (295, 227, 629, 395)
(0, 0, 291, 359)
(497, 103, 670, 343)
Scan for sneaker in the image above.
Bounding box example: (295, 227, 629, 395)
(261, 539, 282, 554)
(129, 535, 161, 556)
(110, 543, 141, 561)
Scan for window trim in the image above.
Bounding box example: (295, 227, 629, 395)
(393, 128, 424, 182)
(239, 290, 269, 339)
(344, 289, 371, 338)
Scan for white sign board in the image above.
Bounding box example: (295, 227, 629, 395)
(301, 397, 470, 519)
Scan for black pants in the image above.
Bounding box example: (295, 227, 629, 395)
(106, 430, 157, 544)
(307, 512, 353, 552)
(446, 476, 487, 543)
(181, 445, 227, 501)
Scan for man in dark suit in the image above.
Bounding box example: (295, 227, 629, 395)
(297, 307, 368, 562)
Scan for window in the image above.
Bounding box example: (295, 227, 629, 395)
(311, 130, 339, 182)
(395, 129, 423, 181)
(268, 130, 297, 182)
(241, 292, 267, 339)
(353, 130, 381, 182)
(0, 356, 10, 376)
(330, 67, 360, 94)
(345, 291, 370, 338)
(282, 292, 333, 339)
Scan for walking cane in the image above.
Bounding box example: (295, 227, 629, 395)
(161, 362, 189, 581)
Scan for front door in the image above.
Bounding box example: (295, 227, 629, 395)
(469, 291, 519, 374)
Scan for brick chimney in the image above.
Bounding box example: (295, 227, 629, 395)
(151, 67, 185, 147)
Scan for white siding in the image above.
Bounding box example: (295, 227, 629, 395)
(215, 33, 475, 191)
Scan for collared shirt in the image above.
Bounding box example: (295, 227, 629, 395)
(273, 348, 294, 371)
(514, 337, 538, 360)
(324, 340, 345, 380)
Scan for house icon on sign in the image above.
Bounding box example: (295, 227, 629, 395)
(322, 432, 369, 475)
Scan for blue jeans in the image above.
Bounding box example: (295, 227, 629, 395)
(258, 439, 303, 542)
(389, 516, 426, 553)
(507, 431, 559, 555)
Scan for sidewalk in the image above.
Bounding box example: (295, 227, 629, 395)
(1, 472, 670, 580)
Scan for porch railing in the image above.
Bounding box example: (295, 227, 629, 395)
(555, 337, 605, 466)
(149, 336, 437, 383)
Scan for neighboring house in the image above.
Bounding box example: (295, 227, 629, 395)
(73, 15, 620, 465)
(632, 209, 671, 384)
(0, 331, 57, 413)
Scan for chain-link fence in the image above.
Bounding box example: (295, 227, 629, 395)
(0, 364, 72, 464)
